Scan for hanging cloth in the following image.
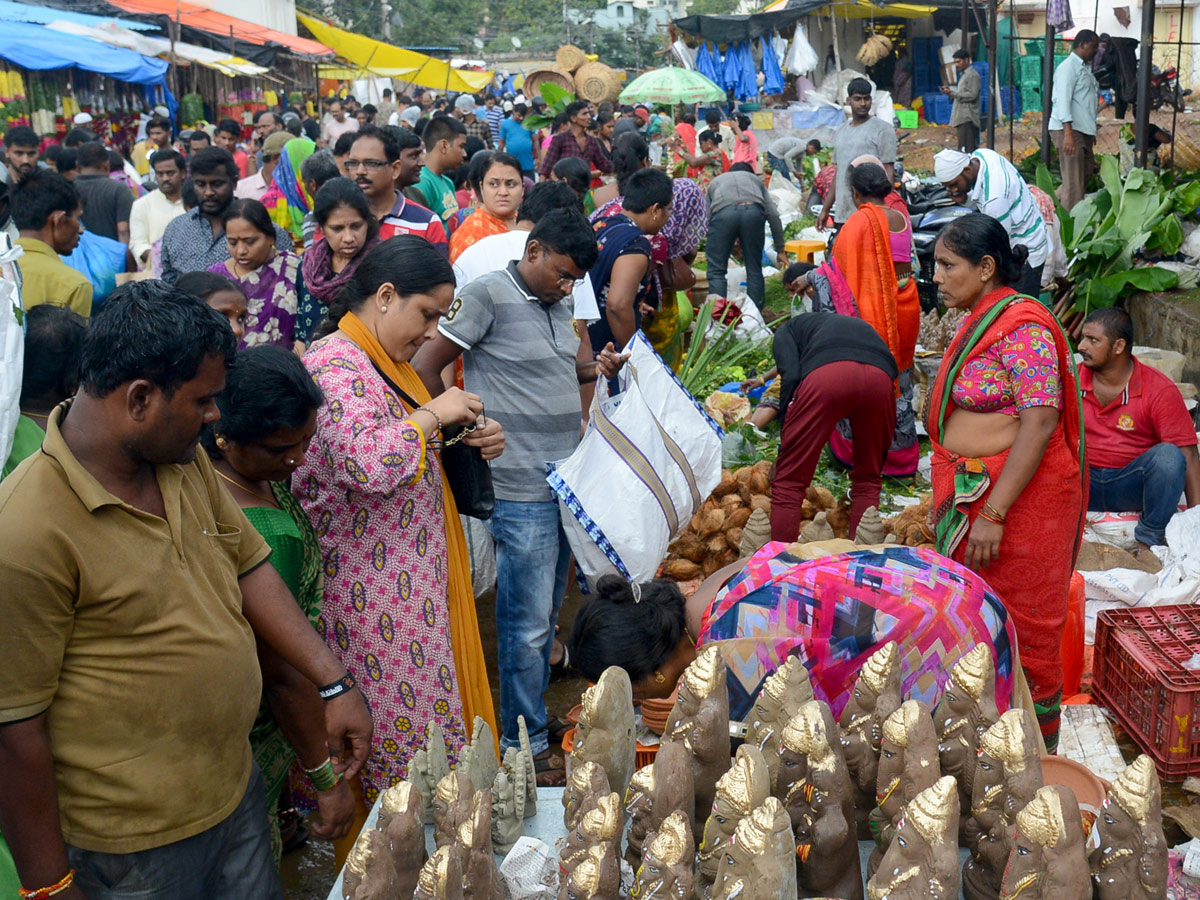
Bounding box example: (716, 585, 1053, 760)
(761, 31, 785, 95)
(722, 42, 741, 93)
(696, 41, 721, 85)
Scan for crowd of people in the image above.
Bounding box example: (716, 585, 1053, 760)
(0, 61, 1196, 900)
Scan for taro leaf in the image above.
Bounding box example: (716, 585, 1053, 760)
(1075, 235, 1125, 261)
(1098, 155, 1122, 205)
(522, 113, 551, 133)
(1123, 165, 1153, 192)
(539, 82, 574, 110)
(1172, 180, 1200, 216)
(1081, 266, 1180, 313)
(1149, 213, 1185, 256)
(1113, 180, 1164, 242)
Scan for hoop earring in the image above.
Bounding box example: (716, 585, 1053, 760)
(215, 436, 228, 449)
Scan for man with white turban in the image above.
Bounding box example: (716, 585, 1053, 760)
(934, 148, 1050, 296)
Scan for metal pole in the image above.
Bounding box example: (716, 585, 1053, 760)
(1040, 17, 1053, 165)
(1009, 0, 1016, 157)
(1171, 0, 1184, 167)
(987, 0, 997, 148)
(169, 1, 181, 108)
(962, 0, 970, 56)
(1135, 0, 1156, 165)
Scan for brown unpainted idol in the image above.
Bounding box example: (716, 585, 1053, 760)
(696, 744, 771, 898)
(454, 788, 505, 900)
(781, 700, 862, 900)
(433, 770, 476, 850)
(711, 796, 797, 900)
(459, 716, 500, 805)
(662, 644, 731, 838)
(558, 842, 621, 900)
(999, 785, 1091, 900)
(491, 747, 526, 856)
(1090, 755, 1168, 900)
(867, 699, 941, 877)
(562, 760, 611, 833)
(745, 655, 814, 785)
(560, 791, 622, 879)
(410, 721, 453, 824)
(413, 845, 465, 900)
(632, 811, 694, 900)
(571, 665, 637, 806)
(518, 714, 539, 818)
(624, 739, 695, 871)
(934, 644, 1000, 825)
(866, 775, 960, 900)
(962, 708, 1045, 900)
(839, 641, 902, 838)
(377, 781, 428, 898)
(342, 828, 398, 900)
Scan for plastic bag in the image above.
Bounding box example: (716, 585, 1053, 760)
(547, 335, 723, 585)
(462, 513, 496, 598)
(0, 235, 23, 469)
(785, 24, 819, 75)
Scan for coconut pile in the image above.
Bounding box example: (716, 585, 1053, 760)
(658, 473, 938, 583)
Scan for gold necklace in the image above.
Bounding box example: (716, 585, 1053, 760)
(214, 468, 277, 506)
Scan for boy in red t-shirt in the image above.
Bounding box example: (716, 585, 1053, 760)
(1079, 307, 1200, 547)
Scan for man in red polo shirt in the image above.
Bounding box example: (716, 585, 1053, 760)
(1079, 307, 1200, 548)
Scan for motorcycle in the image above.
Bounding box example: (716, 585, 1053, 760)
(1151, 65, 1191, 113)
(905, 179, 972, 311)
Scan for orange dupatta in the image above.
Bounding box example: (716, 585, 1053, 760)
(338, 311, 498, 744)
(831, 203, 919, 372)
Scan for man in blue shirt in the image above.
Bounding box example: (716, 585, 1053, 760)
(1049, 29, 1100, 211)
(499, 103, 536, 180)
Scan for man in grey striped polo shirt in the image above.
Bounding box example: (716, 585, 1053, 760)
(935, 148, 1051, 297)
(413, 208, 625, 778)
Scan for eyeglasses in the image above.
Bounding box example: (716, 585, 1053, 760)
(553, 268, 578, 288)
(344, 159, 390, 172)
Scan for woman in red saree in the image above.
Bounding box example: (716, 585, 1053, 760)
(926, 213, 1086, 752)
(804, 160, 920, 474)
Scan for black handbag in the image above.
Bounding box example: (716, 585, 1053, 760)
(370, 363, 495, 520)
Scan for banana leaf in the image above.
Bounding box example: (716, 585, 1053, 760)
(1078, 265, 1178, 314)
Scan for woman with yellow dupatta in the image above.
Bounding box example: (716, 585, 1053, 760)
(295, 236, 503, 817)
(801, 160, 921, 475)
(926, 213, 1085, 753)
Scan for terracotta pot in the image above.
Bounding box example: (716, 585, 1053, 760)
(1040, 755, 1107, 835)
(640, 687, 679, 736)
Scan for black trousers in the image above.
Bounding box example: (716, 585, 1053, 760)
(957, 122, 979, 152)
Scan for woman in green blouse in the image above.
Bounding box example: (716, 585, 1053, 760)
(201, 344, 355, 861)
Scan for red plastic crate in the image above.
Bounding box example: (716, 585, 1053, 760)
(1093, 605, 1200, 780)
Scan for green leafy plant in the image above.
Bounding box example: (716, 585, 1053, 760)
(522, 82, 574, 133)
(677, 299, 772, 398)
(1041, 157, 1193, 336)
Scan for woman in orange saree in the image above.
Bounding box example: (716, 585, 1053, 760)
(925, 213, 1086, 752)
(807, 160, 920, 475)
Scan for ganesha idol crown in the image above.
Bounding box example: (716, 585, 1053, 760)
(1016, 785, 1068, 849)
(581, 793, 622, 841)
(380, 780, 419, 817)
(907, 775, 958, 846)
(1108, 755, 1156, 826)
(949, 644, 991, 700)
(682, 644, 724, 697)
(716, 749, 765, 817)
(978, 708, 1035, 772)
(646, 812, 691, 867)
(861, 642, 899, 693)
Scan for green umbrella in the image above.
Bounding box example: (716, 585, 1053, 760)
(618, 67, 727, 105)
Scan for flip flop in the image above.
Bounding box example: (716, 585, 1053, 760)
(546, 716, 572, 745)
(534, 748, 567, 787)
(549, 640, 571, 678)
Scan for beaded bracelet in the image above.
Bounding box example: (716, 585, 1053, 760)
(416, 405, 443, 436)
(305, 757, 340, 792)
(20, 869, 74, 899)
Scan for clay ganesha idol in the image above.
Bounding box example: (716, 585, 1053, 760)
(781, 699, 862, 900)
(839, 641, 902, 836)
(624, 738, 694, 871)
(662, 644, 731, 838)
(745, 655, 814, 784)
(696, 744, 770, 899)
(632, 810, 694, 900)
(711, 796, 797, 900)
(571, 665, 637, 804)
(867, 699, 941, 875)
(1090, 755, 1167, 900)
(562, 760, 610, 833)
(934, 644, 999, 822)
(377, 781, 427, 898)
(999, 785, 1091, 900)
(867, 775, 960, 900)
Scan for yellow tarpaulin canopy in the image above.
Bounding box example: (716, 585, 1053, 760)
(299, 13, 493, 93)
(763, 0, 936, 17)
(319, 64, 419, 79)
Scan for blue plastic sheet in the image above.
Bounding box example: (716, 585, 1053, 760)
(0, 21, 168, 84)
(722, 41, 740, 93)
(727, 41, 757, 100)
(63, 230, 128, 306)
(761, 32, 785, 96)
(696, 42, 721, 86)
(0, 0, 156, 29)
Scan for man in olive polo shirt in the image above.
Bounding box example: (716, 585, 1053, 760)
(0, 282, 372, 900)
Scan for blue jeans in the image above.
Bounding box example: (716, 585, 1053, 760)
(766, 152, 793, 182)
(706, 202, 768, 308)
(487, 498, 572, 755)
(1088, 443, 1186, 546)
(67, 765, 280, 900)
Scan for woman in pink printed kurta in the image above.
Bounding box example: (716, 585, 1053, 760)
(296, 335, 466, 800)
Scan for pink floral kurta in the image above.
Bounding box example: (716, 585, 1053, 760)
(297, 336, 466, 800)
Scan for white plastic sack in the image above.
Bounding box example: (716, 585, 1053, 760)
(0, 236, 25, 471)
(703, 295, 772, 343)
(547, 337, 724, 584)
(871, 90, 896, 124)
(462, 513, 496, 598)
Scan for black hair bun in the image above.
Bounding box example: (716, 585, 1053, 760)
(596, 574, 635, 604)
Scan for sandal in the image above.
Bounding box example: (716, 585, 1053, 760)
(546, 716, 572, 745)
(534, 748, 567, 787)
(549, 640, 571, 678)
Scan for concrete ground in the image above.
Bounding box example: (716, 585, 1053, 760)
(281, 582, 590, 899)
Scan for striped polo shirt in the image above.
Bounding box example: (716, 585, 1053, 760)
(438, 261, 582, 502)
(378, 191, 449, 258)
(967, 149, 1050, 269)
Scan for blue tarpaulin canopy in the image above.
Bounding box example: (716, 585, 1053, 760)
(0, 20, 168, 84)
(0, 0, 157, 30)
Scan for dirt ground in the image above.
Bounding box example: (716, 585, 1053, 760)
(898, 108, 1200, 174)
